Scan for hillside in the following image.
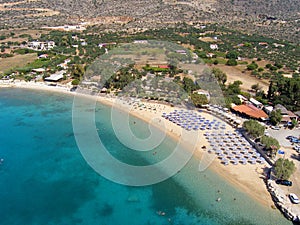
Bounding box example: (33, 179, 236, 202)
(0, 0, 299, 42)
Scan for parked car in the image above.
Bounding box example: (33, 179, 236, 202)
(271, 126, 280, 130)
(276, 179, 292, 186)
(286, 135, 297, 140)
(289, 193, 300, 204)
(291, 139, 300, 144)
(294, 145, 300, 151)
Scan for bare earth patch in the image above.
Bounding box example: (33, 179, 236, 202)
(211, 64, 270, 92)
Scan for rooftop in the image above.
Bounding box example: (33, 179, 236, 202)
(44, 71, 66, 82)
(232, 104, 268, 119)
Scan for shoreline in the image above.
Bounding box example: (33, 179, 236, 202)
(0, 80, 275, 209)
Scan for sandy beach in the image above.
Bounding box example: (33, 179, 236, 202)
(0, 80, 275, 208)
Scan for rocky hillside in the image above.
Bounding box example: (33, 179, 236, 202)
(0, 0, 299, 42)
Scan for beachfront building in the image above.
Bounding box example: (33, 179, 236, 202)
(249, 98, 263, 109)
(232, 103, 268, 121)
(44, 71, 66, 82)
(273, 104, 298, 124)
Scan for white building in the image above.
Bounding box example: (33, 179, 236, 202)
(250, 98, 263, 109)
(210, 44, 218, 50)
(27, 41, 55, 51)
(44, 70, 66, 82)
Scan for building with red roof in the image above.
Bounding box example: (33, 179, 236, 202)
(232, 104, 268, 120)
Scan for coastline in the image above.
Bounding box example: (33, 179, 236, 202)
(0, 80, 275, 209)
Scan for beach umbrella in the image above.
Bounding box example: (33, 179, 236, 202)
(259, 157, 265, 164)
(215, 149, 222, 155)
(232, 159, 239, 165)
(241, 159, 247, 165)
(236, 153, 243, 158)
(221, 159, 229, 165)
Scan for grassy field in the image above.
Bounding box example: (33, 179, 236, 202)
(0, 53, 37, 73)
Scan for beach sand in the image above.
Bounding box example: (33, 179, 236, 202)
(0, 80, 274, 208)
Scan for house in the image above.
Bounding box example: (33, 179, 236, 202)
(273, 43, 285, 48)
(258, 42, 268, 48)
(206, 53, 215, 58)
(232, 104, 268, 120)
(175, 50, 187, 55)
(62, 25, 86, 31)
(38, 54, 48, 59)
(27, 41, 55, 51)
(133, 40, 148, 44)
(294, 111, 300, 122)
(158, 65, 169, 69)
(210, 44, 218, 50)
(273, 104, 297, 123)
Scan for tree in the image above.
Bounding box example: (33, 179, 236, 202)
(226, 80, 242, 95)
(182, 77, 199, 94)
(265, 64, 272, 69)
(243, 120, 265, 138)
(226, 51, 238, 59)
(247, 61, 258, 70)
(71, 64, 85, 79)
(191, 93, 208, 107)
(226, 58, 237, 66)
(260, 135, 280, 158)
(267, 77, 300, 111)
(71, 79, 80, 85)
(212, 68, 227, 86)
(251, 83, 261, 93)
(258, 67, 264, 72)
(290, 119, 298, 129)
(269, 109, 282, 125)
(274, 158, 296, 180)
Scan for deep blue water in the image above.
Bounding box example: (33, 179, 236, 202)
(0, 88, 292, 225)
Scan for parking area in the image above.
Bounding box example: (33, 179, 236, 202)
(267, 127, 300, 148)
(267, 127, 300, 217)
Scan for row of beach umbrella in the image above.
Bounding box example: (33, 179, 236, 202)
(162, 109, 226, 131)
(205, 131, 266, 165)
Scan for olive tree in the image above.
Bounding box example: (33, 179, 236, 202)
(274, 158, 296, 180)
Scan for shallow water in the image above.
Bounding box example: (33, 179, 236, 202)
(0, 88, 292, 225)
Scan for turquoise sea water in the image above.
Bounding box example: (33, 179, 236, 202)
(0, 88, 292, 225)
